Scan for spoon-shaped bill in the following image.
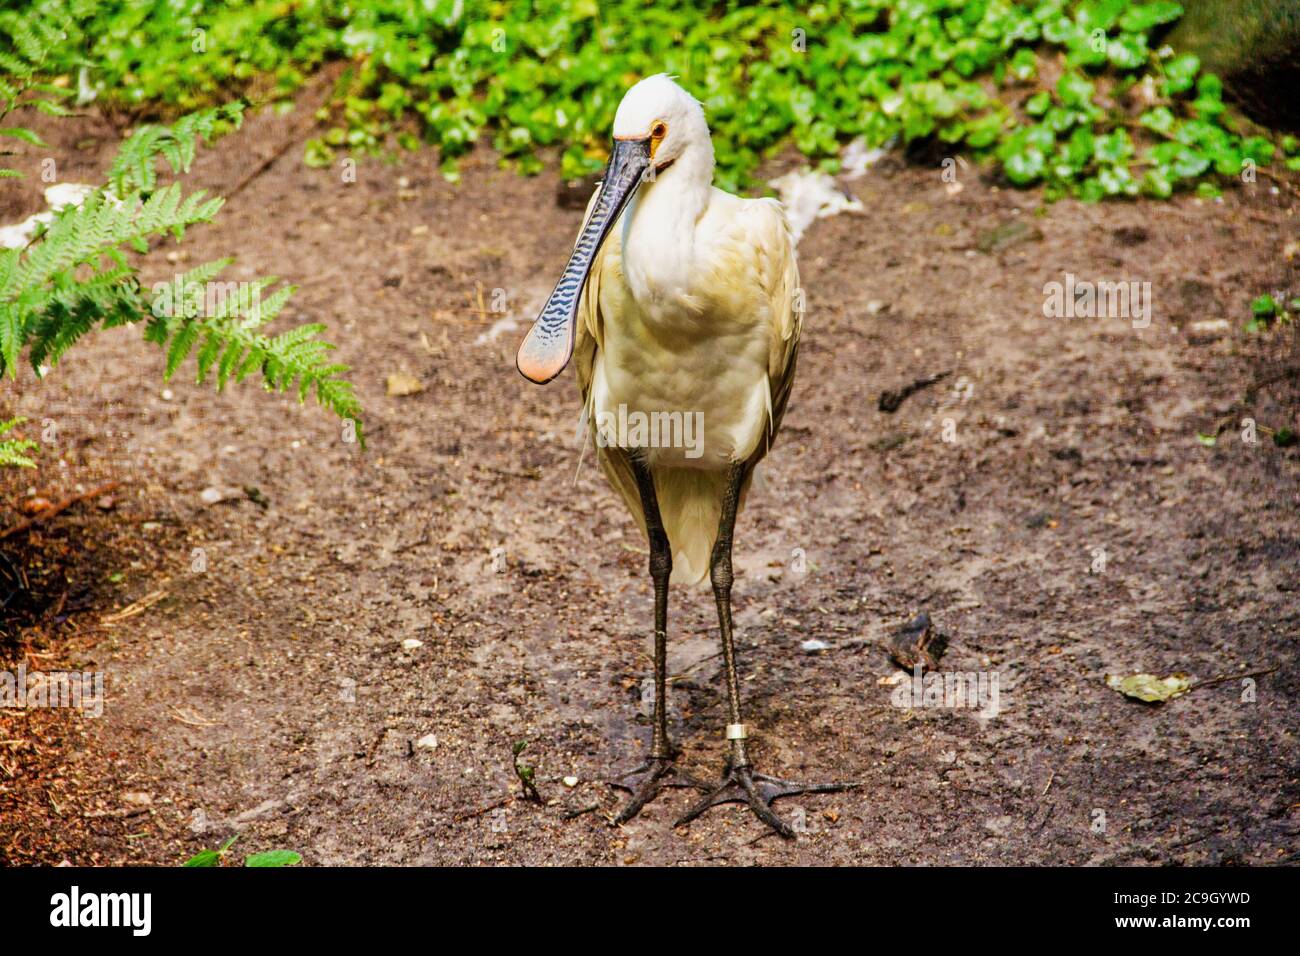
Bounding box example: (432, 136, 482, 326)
(516, 138, 651, 384)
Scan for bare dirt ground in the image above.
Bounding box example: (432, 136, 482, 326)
(2, 96, 1298, 866)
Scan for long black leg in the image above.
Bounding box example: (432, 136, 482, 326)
(675, 460, 858, 838)
(609, 454, 708, 823)
(632, 455, 674, 759)
(711, 461, 751, 770)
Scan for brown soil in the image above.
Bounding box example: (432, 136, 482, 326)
(2, 97, 1298, 866)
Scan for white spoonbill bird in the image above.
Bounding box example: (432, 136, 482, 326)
(517, 74, 853, 837)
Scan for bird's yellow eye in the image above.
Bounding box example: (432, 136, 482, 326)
(649, 122, 668, 159)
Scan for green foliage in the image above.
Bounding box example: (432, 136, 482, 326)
(183, 835, 302, 867)
(512, 739, 542, 803)
(0, 96, 363, 455)
(107, 102, 244, 194)
(8, 0, 1290, 199)
(0, 417, 38, 468)
(0, 0, 87, 178)
(244, 849, 303, 867)
(182, 835, 238, 867)
(1245, 292, 1299, 332)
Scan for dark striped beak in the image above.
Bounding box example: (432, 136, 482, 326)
(517, 137, 651, 384)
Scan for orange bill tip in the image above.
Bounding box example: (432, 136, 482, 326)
(516, 321, 573, 385)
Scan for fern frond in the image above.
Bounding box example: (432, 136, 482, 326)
(0, 416, 38, 468)
(0, 0, 87, 128)
(14, 185, 224, 296)
(0, 51, 31, 80)
(107, 103, 245, 195)
(27, 268, 139, 369)
(0, 249, 17, 302)
(2, 184, 223, 379)
(0, 16, 361, 452)
(0, 302, 21, 374)
(132, 258, 361, 439)
(146, 267, 363, 439)
(0, 126, 46, 147)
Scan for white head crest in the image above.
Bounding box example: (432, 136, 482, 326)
(613, 74, 713, 175)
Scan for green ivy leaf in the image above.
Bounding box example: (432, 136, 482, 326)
(1094, 129, 1133, 164)
(1004, 148, 1046, 185)
(1075, 0, 1128, 32)
(1120, 2, 1184, 33)
(1107, 34, 1148, 70)
(245, 850, 302, 867)
(1056, 72, 1095, 109)
(1139, 106, 1175, 136)
(1043, 106, 1078, 133)
(1142, 166, 1174, 198)
(1008, 48, 1038, 82)
(1162, 53, 1200, 95)
(1241, 136, 1275, 165)
(964, 112, 1004, 148)
(1098, 163, 1136, 196)
(303, 138, 333, 168)
(1077, 175, 1106, 202)
(1063, 126, 1096, 167)
(1024, 91, 1052, 116)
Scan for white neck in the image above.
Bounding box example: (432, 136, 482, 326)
(620, 139, 713, 312)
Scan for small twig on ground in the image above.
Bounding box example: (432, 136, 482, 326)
(226, 132, 305, 200)
(453, 795, 512, 822)
(170, 707, 219, 728)
(100, 589, 167, 625)
(1245, 365, 1300, 403)
(393, 535, 429, 554)
(224, 65, 345, 200)
(476, 464, 542, 481)
(84, 807, 150, 820)
(0, 481, 120, 540)
(47, 588, 67, 620)
(1171, 830, 1214, 850)
(563, 803, 600, 820)
(674, 650, 723, 678)
(1256, 167, 1300, 198)
(879, 370, 952, 413)
(1190, 667, 1277, 692)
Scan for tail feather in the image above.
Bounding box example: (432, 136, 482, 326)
(596, 449, 749, 586)
(655, 469, 727, 585)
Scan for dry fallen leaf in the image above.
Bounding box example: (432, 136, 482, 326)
(386, 372, 424, 397)
(1105, 672, 1192, 703)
